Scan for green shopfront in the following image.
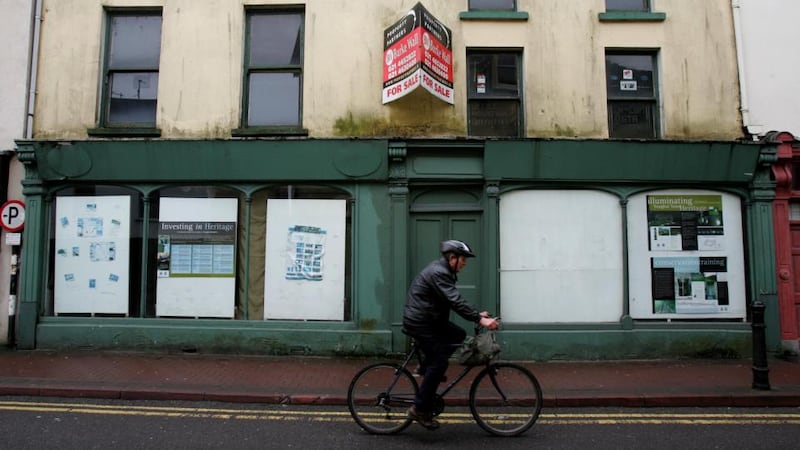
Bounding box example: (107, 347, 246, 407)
(13, 138, 780, 360)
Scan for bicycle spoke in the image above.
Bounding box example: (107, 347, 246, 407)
(347, 363, 418, 434)
(469, 363, 542, 436)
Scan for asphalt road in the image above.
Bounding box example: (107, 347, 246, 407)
(0, 397, 798, 449)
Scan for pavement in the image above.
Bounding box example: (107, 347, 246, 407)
(0, 349, 798, 407)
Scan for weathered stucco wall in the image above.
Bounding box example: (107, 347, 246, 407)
(33, 0, 742, 140)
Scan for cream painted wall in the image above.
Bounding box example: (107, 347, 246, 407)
(33, 0, 742, 140)
(0, 0, 33, 149)
(0, 0, 35, 345)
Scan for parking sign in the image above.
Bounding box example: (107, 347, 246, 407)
(0, 200, 26, 232)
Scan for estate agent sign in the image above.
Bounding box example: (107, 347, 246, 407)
(382, 2, 454, 104)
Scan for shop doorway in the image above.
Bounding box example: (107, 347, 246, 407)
(409, 212, 485, 331)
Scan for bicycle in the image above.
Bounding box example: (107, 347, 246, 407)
(347, 327, 543, 436)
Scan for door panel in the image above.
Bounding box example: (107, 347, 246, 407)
(410, 212, 483, 332)
(791, 223, 800, 336)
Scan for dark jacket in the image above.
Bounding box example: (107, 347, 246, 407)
(403, 256, 481, 337)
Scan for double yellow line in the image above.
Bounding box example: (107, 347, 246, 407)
(1, 401, 799, 425)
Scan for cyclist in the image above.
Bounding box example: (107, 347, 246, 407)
(402, 239, 499, 430)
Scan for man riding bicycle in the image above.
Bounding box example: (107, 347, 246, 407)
(402, 239, 499, 430)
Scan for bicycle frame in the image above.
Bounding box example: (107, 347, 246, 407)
(385, 341, 485, 407)
(348, 333, 543, 436)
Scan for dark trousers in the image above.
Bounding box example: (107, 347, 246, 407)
(412, 322, 466, 413)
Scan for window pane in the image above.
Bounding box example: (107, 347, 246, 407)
(109, 16, 162, 69)
(248, 73, 300, 126)
(794, 163, 800, 191)
(608, 101, 655, 138)
(606, 54, 654, 98)
(469, 0, 515, 10)
(249, 13, 303, 66)
(790, 202, 800, 221)
(468, 100, 520, 137)
(468, 53, 518, 97)
(606, 0, 649, 11)
(108, 72, 158, 124)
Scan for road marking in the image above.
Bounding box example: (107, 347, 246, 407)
(1, 401, 799, 425)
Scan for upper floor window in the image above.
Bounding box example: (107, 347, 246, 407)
(605, 51, 659, 139)
(101, 12, 162, 128)
(467, 50, 523, 137)
(469, 0, 516, 10)
(242, 8, 304, 130)
(606, 0, 650, 11)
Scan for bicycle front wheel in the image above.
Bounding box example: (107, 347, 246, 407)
(347, 363, 418, 434)
(469, 363, 543, 436)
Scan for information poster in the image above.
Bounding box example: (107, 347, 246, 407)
(628, 190, 745, 319)
(647, 195, 724, 251)
(156, 198, 237, 318)
(54, 196, 130, 315)
(264, 199, 346, 321)
(651, 256, 730, 314)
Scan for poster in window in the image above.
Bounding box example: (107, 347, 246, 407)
(156, 198, 238, 318)
(264, 199, 346, 321)
(54, 196, 130, 315)
(651, 257, 730, 314)
(628, 190, 745, 319)
(647, 194, 724, 251)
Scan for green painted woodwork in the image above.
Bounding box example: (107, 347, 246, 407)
(598, 11, 667, 22)
(26, 139, 388, 182)
(12, 138, 779, 359)
(746, 147, 780, 352)
(459, 11, 529, 21)
(484, 140, 761, 182)
(34, 317, 393, 356)
(32, 317, 750, 360)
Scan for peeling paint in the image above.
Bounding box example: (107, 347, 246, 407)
(333, 111, 462, 137)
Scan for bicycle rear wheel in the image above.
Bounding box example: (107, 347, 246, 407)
(469, 362, 542, 436)
(347, 363, 418, 434)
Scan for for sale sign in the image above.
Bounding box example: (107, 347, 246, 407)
(382, 2, 453, 104)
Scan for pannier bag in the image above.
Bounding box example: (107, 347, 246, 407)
(457, 330, 501, 366)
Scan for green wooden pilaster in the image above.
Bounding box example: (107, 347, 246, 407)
(15, 144, 45, 349)
(619, 197, 633, 329)
(242, 194, 252, 320)
(388, 142, 409, 352)
(139, 193, 151, 317)
(484, 181, 500, 314)
(747, 146, 779, 351)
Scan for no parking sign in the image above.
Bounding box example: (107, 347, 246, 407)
(1, 200, 26, 232)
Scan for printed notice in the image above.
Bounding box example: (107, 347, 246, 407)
(647, 195, 724, 251)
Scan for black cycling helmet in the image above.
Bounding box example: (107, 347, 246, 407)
(440, 239, 476, 258)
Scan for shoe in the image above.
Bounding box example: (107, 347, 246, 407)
(408, 405, 440, 430)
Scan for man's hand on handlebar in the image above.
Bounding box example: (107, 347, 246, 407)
(478, 311, 499, 330)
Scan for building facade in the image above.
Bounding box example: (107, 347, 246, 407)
(733, 0, 800, 356)
(0, 0, 37, 346)
(11, 0, 780, 359)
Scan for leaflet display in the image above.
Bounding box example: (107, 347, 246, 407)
(156, 197, 238, 318)
(54, 196, 130, 315)
(264, 199, 346, 321)
(628, 190, 746, 319)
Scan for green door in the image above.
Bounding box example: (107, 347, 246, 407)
(409, 212, 485, 332)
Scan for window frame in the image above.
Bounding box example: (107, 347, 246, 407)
(599, 0, 665, 22)
(605, 49, 661, 139)
(93, 8, 163, 135)
(468, 0, 516, 11)
(234, 6, 308, 137)
(605, 0, 651, 12)
(466, 49, 524, 138)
